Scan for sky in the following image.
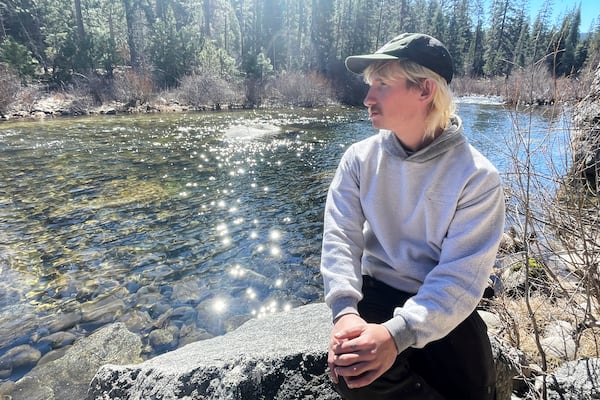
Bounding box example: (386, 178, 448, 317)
(527, 0, 600, 32)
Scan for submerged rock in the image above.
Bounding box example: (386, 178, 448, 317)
(1, 323, 142, 400)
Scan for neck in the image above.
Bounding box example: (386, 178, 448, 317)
(394, 126, 443, 152)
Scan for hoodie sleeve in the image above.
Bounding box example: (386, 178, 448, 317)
(320, 145, 366, 321)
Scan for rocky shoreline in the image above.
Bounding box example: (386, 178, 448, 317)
(0, 90, 256, 123)
(2, 303, 598, 400)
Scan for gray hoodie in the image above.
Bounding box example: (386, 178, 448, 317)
(320, 116, 505, 354)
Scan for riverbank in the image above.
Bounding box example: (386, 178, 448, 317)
(0, 67, 595, 123)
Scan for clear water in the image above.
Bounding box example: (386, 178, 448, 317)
(0, 103, 570, 384)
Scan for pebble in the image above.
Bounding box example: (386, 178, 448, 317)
(118, 309, 154, 332)
(171, 279, 202, 303)
(37, 331, 78, 349)
(46, 311, 82, 333)
(37, 346, 70, 366)
(0, 344, 42, 369)
(148, 327, 178, 351)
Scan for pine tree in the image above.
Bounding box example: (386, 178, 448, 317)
(483, 0, 520, 77)
(311, 0, 335, 74)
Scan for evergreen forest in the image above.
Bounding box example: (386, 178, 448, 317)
(1, 0, 599, 110)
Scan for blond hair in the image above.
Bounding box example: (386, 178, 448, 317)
(363, 60, 456, 141)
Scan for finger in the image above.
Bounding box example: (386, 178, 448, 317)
(335, 362, 367, 378)
(327, 349, 339, 383)
(344, 369, 379, 389)
(333, 351, 362, 366)
(334, 325, 364, 340)
(329, 367, 339, 384)
(335, 337, 367, 354)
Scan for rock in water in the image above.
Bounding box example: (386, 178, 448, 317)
(5, 323, 142, 400)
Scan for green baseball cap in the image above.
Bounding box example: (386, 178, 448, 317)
(345, 33, 454, 84)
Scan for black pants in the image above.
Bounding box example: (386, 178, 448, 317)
(334, 276, 496, 400)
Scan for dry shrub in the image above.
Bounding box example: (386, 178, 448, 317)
(112, 69, 155, 106)
(265, 71, 336, 107)
(11, 85, 42, 113)
(177, 74, 242, 108)
(502, 66, 556, 105)
(491, 291, 599, 368)
(63, 74, 106, 113)
(452, 66, 593, 104)
(0, 64, 21, 114)
(578, 327, 600, 358)
(451, 76, 505, 97)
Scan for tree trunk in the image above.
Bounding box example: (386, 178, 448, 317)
(122, 0, 141, 70)
(74, 0, 85, 41)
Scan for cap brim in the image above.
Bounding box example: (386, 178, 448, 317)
(345, 54, 399, 74)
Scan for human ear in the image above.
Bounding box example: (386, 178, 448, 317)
(419, 79, 436, 101)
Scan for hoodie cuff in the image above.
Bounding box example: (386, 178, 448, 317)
(330, 297, 360, 322)
(382, 315, 417, 354)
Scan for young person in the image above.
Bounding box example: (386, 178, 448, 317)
(320, 33, 505, 399)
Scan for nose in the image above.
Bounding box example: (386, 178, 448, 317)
(363, 87, 375, 107)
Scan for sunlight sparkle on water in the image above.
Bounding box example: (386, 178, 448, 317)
(269, 229, 282, 241)
(216, 223, 228, 234)
(212, 298, 228, 314)
(251, 300, 292, 318)
(228, 264, 246, 278)
(245, 288, 257, 299)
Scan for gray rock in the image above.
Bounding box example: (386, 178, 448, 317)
(547, 358, 600, 399)
(87, 303, 517, 400)
(541, 335, 577, 361)
(87, 303, 338, 400)
(479, 309, 503, 334)
(571, 66, 600, 192)
(490, 336, 525, 400)
(7, 322, 142, 400)
(541, 320, 577, 361)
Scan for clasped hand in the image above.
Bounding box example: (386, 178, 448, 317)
(328, 314, 398, 389)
